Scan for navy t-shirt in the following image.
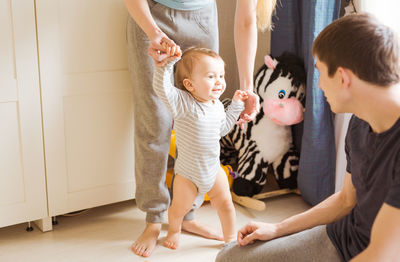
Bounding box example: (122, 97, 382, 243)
(327, 115, 400, 261)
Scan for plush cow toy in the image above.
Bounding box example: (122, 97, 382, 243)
(220, 52, 306, 197)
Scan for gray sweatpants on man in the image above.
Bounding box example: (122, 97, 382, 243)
(126, 0, 219, 223)
(216, 225, 343, 262)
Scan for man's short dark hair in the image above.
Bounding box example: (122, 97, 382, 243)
(313, 13, 400, 86)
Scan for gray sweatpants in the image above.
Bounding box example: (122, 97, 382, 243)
(216, 225, 343, 262)
(126, 0, 219, 223)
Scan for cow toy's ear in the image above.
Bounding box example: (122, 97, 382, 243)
(264, 55, 277, 70)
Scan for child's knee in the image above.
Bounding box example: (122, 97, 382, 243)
(169, 202, 192, 218)
(223, 199, 235, 212)
(213, 196, 234, 212)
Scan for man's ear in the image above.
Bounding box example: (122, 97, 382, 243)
(338, 67, 351, 89)
(183, 79, 193, 91)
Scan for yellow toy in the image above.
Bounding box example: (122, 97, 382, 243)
(166, 131, 233, 201)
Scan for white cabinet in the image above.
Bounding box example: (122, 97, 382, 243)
(1, 0, 135, 230)
(0, 0, 48, 228)
(36, 0, 135, 217)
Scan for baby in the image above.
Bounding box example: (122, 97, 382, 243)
(153, 45, 248, 249)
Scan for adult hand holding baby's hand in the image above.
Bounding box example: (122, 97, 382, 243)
(161, 40, 181, 57)
(148, 36, 181, 67)
(233, 90, 248, 102)
(237, 90, 259, 129)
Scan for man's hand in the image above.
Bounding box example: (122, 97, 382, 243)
(237, 221, 278, 246)
(148, 35, 181, 67)
(237, 90, 260, 129)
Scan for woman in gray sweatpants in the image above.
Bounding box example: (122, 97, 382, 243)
(126, 0, 218, 235)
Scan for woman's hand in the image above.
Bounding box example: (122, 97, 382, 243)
(148, 35, 181, 66)
(237, 90, 260, 128)
(237, 221, 279, 246)
(233, 90, 249, 102)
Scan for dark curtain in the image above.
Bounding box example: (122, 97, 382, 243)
(270, 0, 341, 205)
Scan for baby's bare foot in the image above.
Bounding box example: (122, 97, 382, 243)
(163, 231, 180, 250)
(182, 219, 224, 241)
(131, 223, 161, 257)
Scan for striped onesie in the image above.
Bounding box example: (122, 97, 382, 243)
(153, 60, 244, 194)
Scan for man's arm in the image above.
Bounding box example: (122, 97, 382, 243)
(350, 203, 400, 261)
(275, 172, 356, 235)
(238, 172, 357, 245)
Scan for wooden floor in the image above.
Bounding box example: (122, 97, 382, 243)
(0, 194, 310, 262)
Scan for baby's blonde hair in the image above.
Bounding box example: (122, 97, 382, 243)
(257, 0, 277, 31)
(174, 47, 224, 90)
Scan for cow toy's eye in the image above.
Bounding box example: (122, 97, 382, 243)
(278, 90, 286, 99)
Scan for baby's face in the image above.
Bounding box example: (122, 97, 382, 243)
(187, 55, 226, 103)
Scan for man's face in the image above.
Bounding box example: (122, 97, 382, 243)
(315, 58, 342, 113)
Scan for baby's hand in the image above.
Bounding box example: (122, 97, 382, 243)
(234, 90, 251, 129)
(149, 37, 182, 67)
(161, 40, 182, 58)
(233, 90, 248, 102)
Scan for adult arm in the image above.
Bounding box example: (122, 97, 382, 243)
(234, 0, 258, 93)
(124, 0, 162, 42)
(124, 0, 178, 65)
(234, 0, 259, 124)
(238, 172, 357, 246)
(350, 205, 400, 261)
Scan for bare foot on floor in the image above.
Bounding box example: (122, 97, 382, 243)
(182, 219, 224, 241)
(131, 223, 161, 257)
(163, 231, 180, 250)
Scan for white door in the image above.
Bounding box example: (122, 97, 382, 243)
(0, 0, 47, 228)
(36, 0, 135, 216)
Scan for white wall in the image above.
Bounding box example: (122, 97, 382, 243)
(356, 0, 400, 32)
